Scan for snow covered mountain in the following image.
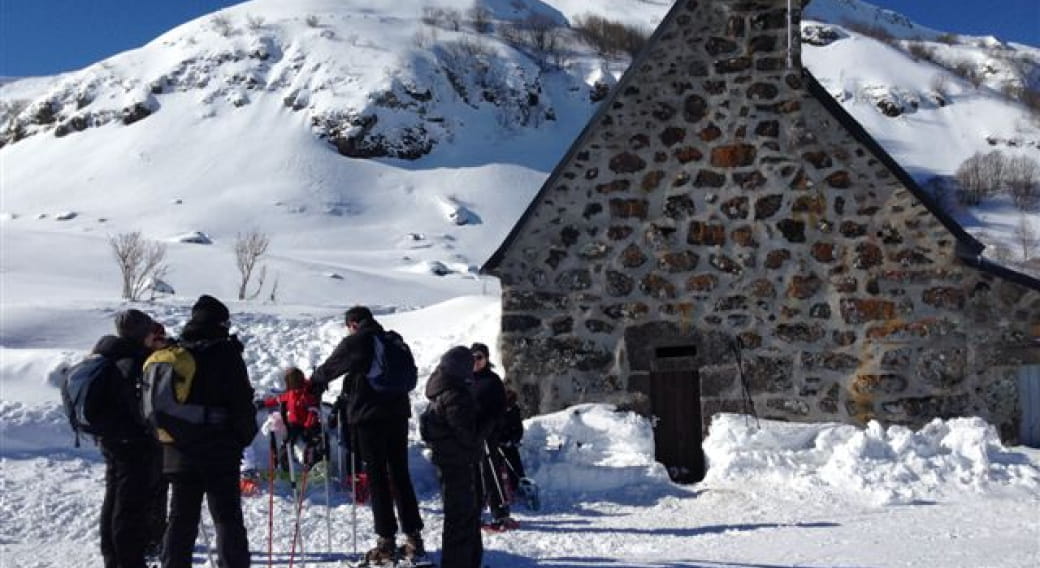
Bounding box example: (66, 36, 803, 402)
(2, 0, 1038, 312)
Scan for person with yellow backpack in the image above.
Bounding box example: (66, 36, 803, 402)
(142, 295, 257, 568)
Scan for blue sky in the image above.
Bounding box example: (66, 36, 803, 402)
(0, 0, 1037, 77)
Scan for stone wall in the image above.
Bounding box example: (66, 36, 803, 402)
(488, 0, 1040, 441)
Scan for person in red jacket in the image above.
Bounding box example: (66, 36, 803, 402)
(258, 367, 323, 468)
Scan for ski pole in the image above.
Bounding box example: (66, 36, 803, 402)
(485, 441, 507, 505)
(350, 430, 358, 559)
(322, 412, 332, 552)
(267, 431, 277, 568)
(288, 466, 311, 568)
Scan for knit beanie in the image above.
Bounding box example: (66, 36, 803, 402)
(191, 294, 230, 326)
(440, 346, 475, 379)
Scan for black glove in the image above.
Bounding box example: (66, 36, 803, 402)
(309, 380, 327, 397)
(253, 399, 267, 410)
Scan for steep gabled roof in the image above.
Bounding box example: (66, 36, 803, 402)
(481, 2, 1040, 292)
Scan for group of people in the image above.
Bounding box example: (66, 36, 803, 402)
(91, 295, 258, 568)
(86, 299, 526, 568)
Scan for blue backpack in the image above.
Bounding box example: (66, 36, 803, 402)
(366, 331, 418, 394)
(61, 355, 120, 446)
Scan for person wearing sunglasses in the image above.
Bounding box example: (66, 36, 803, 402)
(469, 343, 516, 531)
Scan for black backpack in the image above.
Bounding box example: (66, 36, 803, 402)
(61, 354, 121, 446)
(366, 330, 418, 394)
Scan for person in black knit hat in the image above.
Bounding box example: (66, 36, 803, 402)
(469, 342, 513, 530)
(161, 295, 257, 568)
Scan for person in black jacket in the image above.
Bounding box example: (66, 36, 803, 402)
(497, 388, 527, 489)
(162, 295, 257, 568)
(420, 346, 481, 568)
(310, 306, 425, 565)
(95, 309, 161, 568)
(469, 342, 512, 530)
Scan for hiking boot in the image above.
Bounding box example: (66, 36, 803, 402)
(364, 536, 396, 565)
(487, 516, 520, 532)
(400, 531, 428, 563)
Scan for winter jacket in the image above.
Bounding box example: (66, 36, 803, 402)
(498, 400, 524, 447)
(472, 366, 506, 445)
(91, 335, 152, 444)
(420, 347, 478, 466)
(310, 319, 410, 425)
(162, 320, 257, 474)
(259, 381, 320, 430)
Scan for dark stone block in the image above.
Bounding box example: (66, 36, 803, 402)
(894, 248, 934, 266)
(833, 330, 856, 346)
(583, 203, 604, 219)
(854, 243, 883, 269)
(546, 249, 567, 269)
(610, 152, 647, 174)
(711, 144, 757, 167)
(586, 319, 615, 334)
(809, 303, 831, 319)
(705, 37, 739, 55)
(811, 242, 836, 263)
(664, 195, 696, 219)
(620, 243, 648, 268)
(721, 196, 750, 219)
(606, 270, 635, 297)
(826, 170, 852, 188)
(660, 126, 687, 147)
(747, 82, 780, 100)
(839, 221, 867, 238)
(754, 194, 783, 219)
(731, 226, 757, 247)
(596, 179, 631, 193)
(923, 287, 966, 309)
(695, 170, 726, 187)
(560, 226, 580, 246)
(755, 120, 779, 137)
(642, 171, 666, 192)
(792, 194, 826, 214)
(608, 225, 633, 240)
(840, 298, 896, 324)
(704, 80, 727, 95)
(777, 219, 806, 243)
(687, 274, 719, 292)
(652, 102, 677, 121)
(776, 323, 825, 343)
(674, 146, 704, 163)
(641, 274, 677, 299)
(746, 356, 794, 393)
(764, 250, 790, 269)
(657, 250, 700, 272)
(610, 198, 649, 219)
(803, 151, 832, 169)
(787, 273, 823, 299)
(684, 94, 708, 123)
(555, 269, 592, 291)
(550, 316, 574, 335)
(503, 314, 541, 332)
(602, 302, 649, 321)
(851, 374, 908, 396)
(749, 34, 778, 53)
(710, 254, 742, 275)
(916, 348, 966, 388)
(716, 295, 748, 311)
(802, 351, 860, 371)
(699, 123, 723, 141)
(688, 222, 727, 246)
(715, 57, 752, 74)
(733, 170, 767, 190)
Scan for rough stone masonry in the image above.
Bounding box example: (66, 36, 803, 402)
(483, 0, 1040, 442)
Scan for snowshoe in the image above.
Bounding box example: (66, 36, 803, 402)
(397, 533, 434, 567)
(481, 516, 520, 533)
(517, 477, 540, 511)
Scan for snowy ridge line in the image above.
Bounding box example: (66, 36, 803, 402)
(703, 413, 1040, 505)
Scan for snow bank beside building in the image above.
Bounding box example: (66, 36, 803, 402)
(703, 413, 1040, 505)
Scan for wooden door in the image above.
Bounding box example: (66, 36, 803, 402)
(1019, 365, 1040, 448)
(650, 346, 704, 483)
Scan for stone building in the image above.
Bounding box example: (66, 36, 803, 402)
(481, 0, 1040, 482)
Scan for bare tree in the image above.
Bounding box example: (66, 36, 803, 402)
(1013, 216, 1039, 262)
(955, 152, 988, 205)
(109, 232, 168, 301)
(1006, 155, 1040, 210)
(235, 230, 270, 300)
(468, 3, 492, 33)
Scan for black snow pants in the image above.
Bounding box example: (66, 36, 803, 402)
(436, 461, 482, 568)
(100, 438, 154, 568)
(356, 418, 423, 538)
(163, 467, 249, 568)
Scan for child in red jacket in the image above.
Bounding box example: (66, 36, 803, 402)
(258, 367, 323, 468)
